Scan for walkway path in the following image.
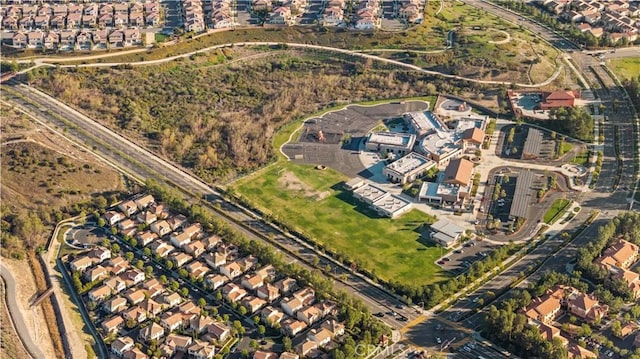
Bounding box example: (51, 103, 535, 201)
(0, 264, 44, 359)
(16, 41, 563, 88)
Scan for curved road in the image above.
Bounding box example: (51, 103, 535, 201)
(0, 264, 43, 359)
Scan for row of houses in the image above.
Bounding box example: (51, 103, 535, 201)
(596, 238, 640, 299)
(212, 0, 235, 29)
(182, 0, 205, 32)
(396, 0, 423, 24)
(98, 194, 350, 357)
(1, 2, 160, 31)
(541, 0, 639, 43)
(258, 0, 308, 26)
(352, 0, 382, 30)
(11, 27, 141, 49)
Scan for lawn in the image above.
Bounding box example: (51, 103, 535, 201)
(232, 162, 448, 286)
(571, 149, 590, 167)
(543, 198, 571, 224)
(608, 57, 640, 80)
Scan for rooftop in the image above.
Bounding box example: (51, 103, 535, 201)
(430, 219, 464, 239)
(444, 158, 474, 186)
(403, 111, 445, 134)
(523, 128, 543, 156)
(353, 183, 388, 203)
(384, 152, 434, 175)
(372, 193, 413, 216)
(367, 131, 416, 148)
(510, 170, 535, 219)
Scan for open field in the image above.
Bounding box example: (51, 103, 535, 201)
(608, 57, 640, 80)
(232, 162, 447, 286)
(543, 198, 570, 224)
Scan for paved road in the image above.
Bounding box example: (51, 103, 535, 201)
(1, 82, 421, 330)
(0, 264, 43, 359)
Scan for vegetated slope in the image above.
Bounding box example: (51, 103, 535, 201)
(0, 104, 125, 259)
(29, 49, 476, 182)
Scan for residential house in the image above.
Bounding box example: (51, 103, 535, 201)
(281, 318, 307, 336)
(22, 5, 38, 17)
(117, 218, 137, 235)
(188, 340, 216, 359)
(109, 30, 125, 48)
(161, 311, 185, 332)
(257, 283, 280, 302)
(150, 220, 172, 237)
(261, 306, 285, 326)
(66, 13, 81, 28)
(166, 214, 188, 231)
(222, 283, 248, 303)
(275, 277, 297, 294)
(34, 15, 49, 30)
(254, 351, 278, 359)
(136, 211, 157, 225)
(241, 296, 267, 313)
(204, 274, 229, 290)
(203, 252, 227, 270)
(121, 268, 145, 287)
(12, 32, 27, 47)
(315, 301, 338, 317)
(596, 239, 639, 270)
(149, 203, 169, 219)
(295, 339, 318, 357)
(241, 274, 264, 291)
(82, 14, 97, 27)
(104, 211, 125, 226)
(114, 12, 128, 27)
(184, 240, 206, 257)
(146, 11, 161, 26)
(534, 322, 567, 345)
(2, 16, 19, 30)
(202, 235, 221, 250)
(281, 296, 303, 316)
(206, 322, 231, 342)
(239, 255, 259, 272)
(118, 201, 138, 217)
(170, 223, 202, 248)
(123, 305, 147, 324)
(88, 284, 111, 302)
(124, 288, 147, 305)
(99, 4, 114, 16)
(136, 231, 158, 246)
(107, 257, 129, 276)
(149, 241, 175, 258)
(220, 262, 243, 279)
(160, 292, 182, 308)
(102, 315, 124, 334)
(269, 6, 294, 25)
(88, 247, 111, 264)
(522, 287, 564, 324)
(567, 291, 608, 322)
(18, 16, 34, 30)
(293, 287, 316, 306)
(279, 353, 300, 359)
(321, 319, 345, 337)
(92, 29, 108, 49)
(189, 315, 214, 335)
(52, 4, 68, 16)
(70, 256, 93, 272)
(123, 348, 148, 359)
(129, 11, 144, 27)
(323, 6, 343, 26)
(104, 276, 127, 294)
(84, 265, 108, 282)
(68, 4, 83, 14)
(611, 267, 640, 299)
(186, 261, 209, 280)
(165, 333, 193, 354)
(138, 323, 164, 342)
(103, 296, 128, 314)
(134, 195, 155, 210)
(59, 30, 76, 50)
(255, 265, 276, 282)
(111, 337, 135, 357)
(169, 252, 193, 267)
(308, 328, 333, 347)
(297, 305, 322, 325)
(140, 298, 163, 317)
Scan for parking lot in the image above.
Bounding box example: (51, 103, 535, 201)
(282, 101, 429, 177)
(435, 239, 501, 275)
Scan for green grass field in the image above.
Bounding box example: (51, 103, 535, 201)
(608, 57, 640, 80)
(232, 162, 448, 286)
(543, 198, 570, 224)
(571, 149, 590, 167)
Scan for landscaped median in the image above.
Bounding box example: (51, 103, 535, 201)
(543, 198, 571, 225)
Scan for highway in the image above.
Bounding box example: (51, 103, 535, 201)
(1, 81, 421, 330)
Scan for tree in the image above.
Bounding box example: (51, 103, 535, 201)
(282, 337, 292, 352)
(238, 306, 247, 316)
(143, 247, 151, 257)
(611, 320, 622, 338)
(125, 252, 135, 261)
(97, 218, 106, 227)
(198, 298, 206, 308)
(112, 243, 120, 253)
(257, 325, 266, 337)
(145, 266, 154, 277)
(135, 260, 144, 269)
(507, 127, 516, 144)
(180, 287, 189, 297)
(580, 323, 592, 337)
(111, 227, 118, 235)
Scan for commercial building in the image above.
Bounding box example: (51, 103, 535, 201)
(418, 158, 473, 208)
(402, 111, 445, 137)
(429, 219, 464, 248)
(365, 132, 416, 156)
(418, 116, 486, 166)
(382, 152, 435, 184)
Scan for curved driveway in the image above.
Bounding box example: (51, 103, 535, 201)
(0, 264, 43, 359)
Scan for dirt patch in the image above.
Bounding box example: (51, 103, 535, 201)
(2, 259, 56, 359)
(277, 171, 330, 200)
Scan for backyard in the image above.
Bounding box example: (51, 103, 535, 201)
(231, 162, 447, 286)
